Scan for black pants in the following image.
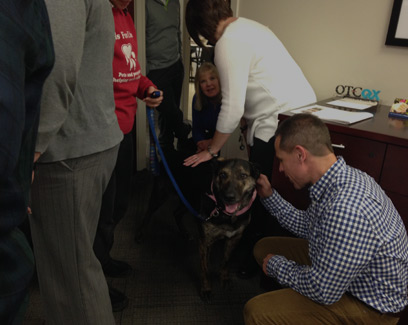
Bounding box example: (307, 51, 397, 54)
(147, 59, 189, 151)
(93, 133, 134, 266)
(237, 136, 293, 267)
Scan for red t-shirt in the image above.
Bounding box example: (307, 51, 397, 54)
(112, 8, 155, 134)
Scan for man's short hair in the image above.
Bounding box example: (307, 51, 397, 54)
(275, 114, 334, 156)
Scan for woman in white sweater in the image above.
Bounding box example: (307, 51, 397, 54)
(184, 0, 315, 171)
(184, 0, 316, 276)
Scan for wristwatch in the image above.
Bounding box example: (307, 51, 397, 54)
(207, 145, 218, 158)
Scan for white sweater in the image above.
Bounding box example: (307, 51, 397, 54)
(215, 17, 316, 146)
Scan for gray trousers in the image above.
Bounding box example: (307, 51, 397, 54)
(30, 145, 119, 325)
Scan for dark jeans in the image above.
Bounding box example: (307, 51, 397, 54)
(147, 59, 189, 151)
(93, 133, 134, 266)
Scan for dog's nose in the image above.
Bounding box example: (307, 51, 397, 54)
(223, 194, 236, 203)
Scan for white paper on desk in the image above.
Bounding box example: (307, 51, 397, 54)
(291, 105, 374, 125)
(327, 99, 373, 110)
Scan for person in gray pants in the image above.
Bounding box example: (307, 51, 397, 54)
(29, 0, 123, 324)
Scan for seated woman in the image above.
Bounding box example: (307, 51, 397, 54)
(192, 62, 222, 153)
(178, 62, 222, 210)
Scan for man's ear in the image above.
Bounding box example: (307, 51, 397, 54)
(294, 145, 306, 163)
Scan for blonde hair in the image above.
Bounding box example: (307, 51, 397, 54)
(193, 62, 221, 112)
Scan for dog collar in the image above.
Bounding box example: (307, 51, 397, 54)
(206, 182, 257, 221)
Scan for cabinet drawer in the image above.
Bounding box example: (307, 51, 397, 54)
(330, 132, 386, 182)
(381, 145, 408, 196)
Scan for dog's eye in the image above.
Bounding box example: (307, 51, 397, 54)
(240, 173, 248, 179)
(218, 172, 227, 179)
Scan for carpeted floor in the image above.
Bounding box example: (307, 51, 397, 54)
(23, 169, 265, 325)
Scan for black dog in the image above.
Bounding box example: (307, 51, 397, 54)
(197, 158, 259, 301)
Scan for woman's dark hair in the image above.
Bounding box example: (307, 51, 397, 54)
(185, 0, 233, 47)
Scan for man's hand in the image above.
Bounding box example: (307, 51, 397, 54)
(34, 152, 41, 163)
(28, 152, 41, 215)
(262, 253, 275, 274)
(256, 174, 273, 198)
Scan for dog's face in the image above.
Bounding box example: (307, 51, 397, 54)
(211, 158, 260, 214)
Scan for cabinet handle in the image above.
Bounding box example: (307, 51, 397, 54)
(332, 143, 345, 149)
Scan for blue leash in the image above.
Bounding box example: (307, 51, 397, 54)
(147, 106, 202, 220)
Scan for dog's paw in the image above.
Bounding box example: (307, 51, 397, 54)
(200, 288, 213, 303)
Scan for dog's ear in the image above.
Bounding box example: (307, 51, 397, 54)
(249, 161, 261, 179)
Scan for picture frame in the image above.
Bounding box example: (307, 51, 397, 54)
(386, 0, 408, 47)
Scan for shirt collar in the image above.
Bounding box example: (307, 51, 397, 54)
(309, 156, 345, 202)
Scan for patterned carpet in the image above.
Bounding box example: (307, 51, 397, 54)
(23, 169, 265, 325)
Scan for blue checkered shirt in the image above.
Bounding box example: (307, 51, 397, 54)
(261, 157, 408, 313)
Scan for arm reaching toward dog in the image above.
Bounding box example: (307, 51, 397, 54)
(256, 174, 273, 198)
(263, 254, 275, 274)
(184, 131, 231, 167)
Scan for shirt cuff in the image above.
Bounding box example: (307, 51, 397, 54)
(266, 254, 285, 277)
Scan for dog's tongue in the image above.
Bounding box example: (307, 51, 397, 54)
(225, 203, 239, 214)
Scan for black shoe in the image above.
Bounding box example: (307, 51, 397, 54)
(237, 267, 258, 279)
(109, 286, 129, 312)
(103, 259, 132, 278)
(237, 258, 259, 279)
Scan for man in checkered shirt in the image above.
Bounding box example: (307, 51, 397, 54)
(244, 114, 408, 324)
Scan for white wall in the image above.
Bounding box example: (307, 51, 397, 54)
(238, 0, 408, 105)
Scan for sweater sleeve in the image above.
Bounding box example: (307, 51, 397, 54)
(214, 36, 252, 134)
(36, 0, 86, 154)
(135, 74, 156, 100)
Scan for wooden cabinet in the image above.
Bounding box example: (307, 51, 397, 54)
(273, 103, 408, 228)
(330, 132, 386, 182)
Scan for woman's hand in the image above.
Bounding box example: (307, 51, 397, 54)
(143, 87, 163, 108)
(185, 131, 229, 167)
(184, 150, 212, 167)
(196, 139, 211, 153)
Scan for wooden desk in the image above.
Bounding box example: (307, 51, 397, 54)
(272, 101, 408, 228)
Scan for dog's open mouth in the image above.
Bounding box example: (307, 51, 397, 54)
(224, 202, 241, 214)
(219, 188, 257, 216)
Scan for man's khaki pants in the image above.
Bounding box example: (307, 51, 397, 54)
(243, 237, 400, 325)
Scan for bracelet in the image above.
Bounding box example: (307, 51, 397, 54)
(207, 145, 218, 158)
(240, 125, 248, 132)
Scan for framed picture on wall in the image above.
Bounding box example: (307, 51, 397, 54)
(386, 0, 408, 46)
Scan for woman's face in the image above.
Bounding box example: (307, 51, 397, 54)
(199, 71, 220, 99)
(110, 0, 132, 10)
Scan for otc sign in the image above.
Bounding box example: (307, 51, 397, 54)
(336, 85, 381, 101)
